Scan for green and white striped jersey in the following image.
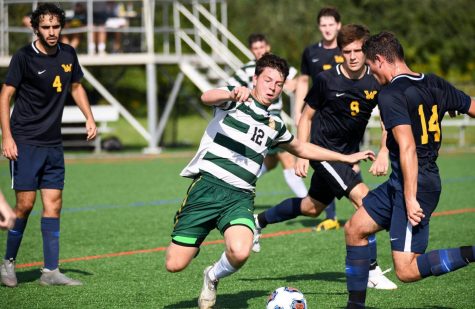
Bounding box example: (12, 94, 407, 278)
(180, 87, 294, 191)
(227, 60, 298, 113)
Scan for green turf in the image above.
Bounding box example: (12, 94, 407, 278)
(0, 152, 474, 308)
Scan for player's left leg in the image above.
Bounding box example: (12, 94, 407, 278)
(344, 200, 384, 309)
(390, 190, 474, 283)
(277, 151, 307, 198)
(38, 147, 81, 286)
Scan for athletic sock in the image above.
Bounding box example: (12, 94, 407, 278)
(5, 218, 28, 260)
(257, 198, 302, 228)
(41, 217, 60, 270)
(346, 245, 370, 309)
(368, 234, 377, 270)
(417, 247, 473, 278)
(282, 168, 307, 198)
(325, 200, 337, 220)
(208, 252, 237, 281)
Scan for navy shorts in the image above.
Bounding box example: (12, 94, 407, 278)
(10, 143, 65, 190)
(308, 161, 362, 205)
(363, 181, 440, 254)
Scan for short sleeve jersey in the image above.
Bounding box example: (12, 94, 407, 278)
(227, 60, 298, 114)
(181, 86, 294, 191)
(5, 42, 83, 146)
(378, 73, 471, 192)
(304, 64, 380, 154)
(300, 41, 344, 85)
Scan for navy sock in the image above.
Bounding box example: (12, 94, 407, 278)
(346, 245, 370, 309)
(258, 198, 302, 228)
(41, 217, 60, 270)
(368, 234, 377, 270)
(417, 247, 472, 278)
(5, 218, 28, 260)
(325, 200, 336, 220)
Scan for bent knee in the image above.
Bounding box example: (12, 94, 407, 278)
(227, 245, 251, 264)
(395, 268, 419, 283)
(165, 259, 188, 273)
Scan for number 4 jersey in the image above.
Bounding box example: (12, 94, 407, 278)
(180, 86, 294, 191)
(378, 73, 471, 192)
(5, 42, 83, 146)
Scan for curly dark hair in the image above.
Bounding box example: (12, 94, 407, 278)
(362, 32, 405, 64)
(255, 54, 289, 79)
(30, 3, 66, 30)
(248, 33, 268, 47)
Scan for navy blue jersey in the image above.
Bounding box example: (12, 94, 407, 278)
(300, 41, 343, 85)
(5, 42, 83, 146)
(305, 64, 380, 154)
(379, 73, 471, 192)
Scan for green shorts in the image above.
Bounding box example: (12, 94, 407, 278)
(171, 173, 255, 247)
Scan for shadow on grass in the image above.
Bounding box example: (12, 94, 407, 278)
(16, 268, 93, 284)
(239, 271, 346, 284)
(163, 289, 268, 308)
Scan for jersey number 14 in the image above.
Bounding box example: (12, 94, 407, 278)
(418, 104, 440, 144)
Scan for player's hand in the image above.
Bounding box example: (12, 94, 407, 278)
(448, 110, 458, 118)
(406, 199, 424, 226)
(231, 86, 251, 102)
(369, 151, 389, 177)
(294, 158, 309, 178)
(346, 150, 375, 165)
(85, 119, 97, 141)
(0, 200, 16, 230)
(1, 136, 18, 161)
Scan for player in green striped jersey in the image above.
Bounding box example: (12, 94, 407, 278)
(165, 54, 374, 309)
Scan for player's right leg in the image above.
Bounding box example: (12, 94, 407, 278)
(2, 144, 42, 287)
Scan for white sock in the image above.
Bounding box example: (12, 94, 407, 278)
(257, 164, 268, 177)
(283, 168, 307, 198)
(98, 43, 106, 52)
(208, 252, 237, 281)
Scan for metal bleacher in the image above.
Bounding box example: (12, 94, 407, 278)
(0, 0, 253, 153)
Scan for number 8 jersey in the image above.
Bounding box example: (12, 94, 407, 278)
(378, 73, 471, 192)
(5, 42, 83, 146)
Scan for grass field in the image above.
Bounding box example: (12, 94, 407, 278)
(0, 151, 474, 308)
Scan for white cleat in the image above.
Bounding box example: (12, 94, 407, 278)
(252, 214, 262, 253)
(198, 266, 219, 309)
(368, 266, 398, 290)
(1, 258, 17, 287)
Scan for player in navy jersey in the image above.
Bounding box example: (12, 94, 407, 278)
(0, 3, 96, 287)
(253, 24, 397, 290)
(344, 32, 475, 309)
(295, 7, 344, 229)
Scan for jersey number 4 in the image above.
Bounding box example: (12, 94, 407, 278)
(418, 104, 441, 144)
(53, 75, 62, 92)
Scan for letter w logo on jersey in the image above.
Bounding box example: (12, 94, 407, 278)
(364, 90, 378, 100)
(61, 64, 72, 72)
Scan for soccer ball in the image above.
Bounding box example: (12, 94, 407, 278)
(266, 286, 307, 309)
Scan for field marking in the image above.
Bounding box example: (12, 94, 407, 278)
(15, 207, 475, 269)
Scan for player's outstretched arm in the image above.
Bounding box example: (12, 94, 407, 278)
(467, 98, 475, 117)
(201, 86, 250, 106)
(294, 75, 310, 125)
(0, 191, 15, 230)
(0, 84, 18, 160)
(281, 139, 375, 165)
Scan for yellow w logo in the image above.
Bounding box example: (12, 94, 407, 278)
(61, 64, 72, 72)
(364, 90, 378, 100)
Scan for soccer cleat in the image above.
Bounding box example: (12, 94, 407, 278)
(1, 258, 18, 287)
(367, 266, 398, 290)
(252, 214, 262, 253)
(39, 268, 82, 286)
(198, 266, 219, 309)
(315, 218, 340, 231)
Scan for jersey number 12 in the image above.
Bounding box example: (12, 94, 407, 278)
(418, 104, 440, 144)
